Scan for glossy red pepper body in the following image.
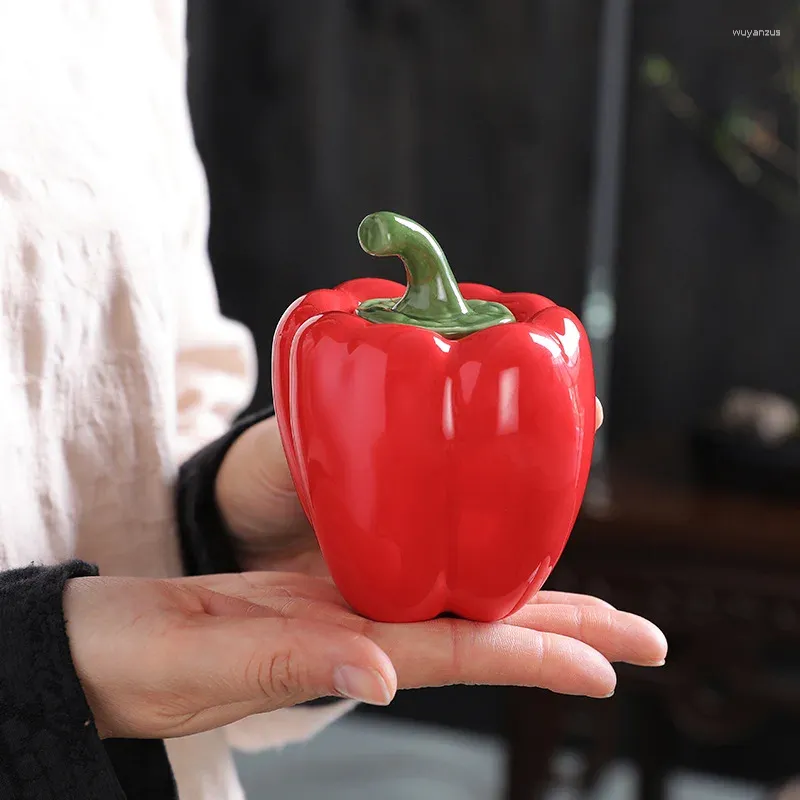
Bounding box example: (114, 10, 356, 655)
(272, 213, 595, 623)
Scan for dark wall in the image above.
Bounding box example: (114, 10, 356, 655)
(187, 0, 799, 439)
(615, 0, 799, 434)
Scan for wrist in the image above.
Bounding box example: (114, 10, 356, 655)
(63, 576, 115, 739)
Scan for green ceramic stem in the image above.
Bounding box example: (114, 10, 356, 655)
(356, 212, 515, 338)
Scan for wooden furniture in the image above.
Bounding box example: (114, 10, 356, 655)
(504, 434, 800, 800)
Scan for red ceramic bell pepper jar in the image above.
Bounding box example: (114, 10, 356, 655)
(272, 211, 596, 623)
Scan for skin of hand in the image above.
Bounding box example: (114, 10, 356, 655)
(63, 566, 666, 740)
(215, 397, 606, 574)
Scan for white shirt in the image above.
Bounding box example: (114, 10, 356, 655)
(0, 2, 349, 797)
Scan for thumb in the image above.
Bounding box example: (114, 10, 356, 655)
(164, 614, 397, 735)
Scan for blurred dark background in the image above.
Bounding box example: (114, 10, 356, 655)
(187, 1, 800, 797)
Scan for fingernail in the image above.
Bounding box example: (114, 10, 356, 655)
(333, 666, 392, 706)
(603, 690, 615, 698)
(653, 659, 666, 667)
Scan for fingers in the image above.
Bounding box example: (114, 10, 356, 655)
(368, 618, 617, 698)
(596, 397, 604, 430)
(505, 604, 667, 667)
(196, 574, 663, 666)
(186, 573, 663, 666)
(178, 572, 664, 703)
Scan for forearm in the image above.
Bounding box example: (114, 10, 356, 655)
(0, 561, 176, 800)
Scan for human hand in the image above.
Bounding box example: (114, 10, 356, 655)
(215, 399, 605, 573)
(215, 413, 323, 574)
(64, 567, 664, 740)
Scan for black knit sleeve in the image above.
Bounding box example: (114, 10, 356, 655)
(0, 560, 177, 800)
